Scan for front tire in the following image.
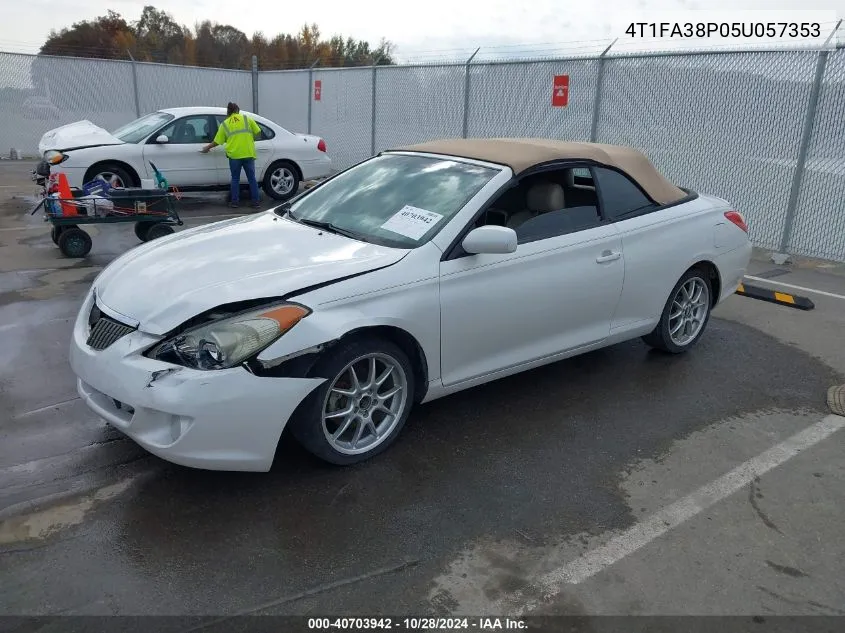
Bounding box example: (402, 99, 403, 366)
(58, 227, 92, 258)
(262, 161, 300, 201)
(288, 336, 416, 465)
(642, 268, 712, 354)
(85, 163, 135, 189)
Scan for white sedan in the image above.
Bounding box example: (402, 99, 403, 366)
(69, 138, 752, 471)
(34, 106, 332, 200)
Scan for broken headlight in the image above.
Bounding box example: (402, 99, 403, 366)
(148, 303, 310, 370)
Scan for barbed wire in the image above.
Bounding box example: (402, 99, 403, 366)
(0, 20, 841, 71)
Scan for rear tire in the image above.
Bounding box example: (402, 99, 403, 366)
(642, 268, 712, 354)
(58, 227, 92, 258)
(288, 336, 416, 465)
(262, 161, 300, 201)
(145, 223, 174, 241)
(50, 225, 63, 245)
(134, 221, 154, 242)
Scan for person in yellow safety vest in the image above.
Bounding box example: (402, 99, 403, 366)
(201, 102, 262, 209)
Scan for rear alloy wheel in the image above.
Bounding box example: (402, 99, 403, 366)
(262, 161, 300, 201)
(289, 337, 415, 465)
(642, 268, 712, 354)
(57, 227, 92, 258)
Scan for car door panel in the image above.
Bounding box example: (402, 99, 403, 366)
(142, 115, 225, 186)
(439, 224, 624, 387)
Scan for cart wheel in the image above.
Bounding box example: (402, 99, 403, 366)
(50, 226, 62, 245)
(134, 221, 154, 242)
(146, 223, 175, 241)
(58, 227, 92, 258)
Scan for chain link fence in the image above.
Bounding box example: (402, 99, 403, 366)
(1, 47, 843, 261)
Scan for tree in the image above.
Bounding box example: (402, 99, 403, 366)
(132, 5, 189, 64)
(38, 6, 396, 70)
(40, 11, 135, 60)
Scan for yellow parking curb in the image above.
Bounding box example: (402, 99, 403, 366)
(736, 282, 815, 311)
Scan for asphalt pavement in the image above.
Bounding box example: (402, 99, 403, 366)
(1, 160, 844, 621)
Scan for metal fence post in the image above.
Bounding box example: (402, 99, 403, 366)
(589, 39, 616, 142)
(462, 48, 480, 138)
(307, 59, 319, 135)
(251, 55, 259, 114)
(777, 23, 840, 258)
(127, 50, 141, 118)
(371, 56, 384, 156)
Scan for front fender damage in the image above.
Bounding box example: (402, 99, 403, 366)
(246, 339, 339, 378)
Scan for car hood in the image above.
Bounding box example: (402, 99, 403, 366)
(38, 120, 124, 155)
(93, 212, 409, 335)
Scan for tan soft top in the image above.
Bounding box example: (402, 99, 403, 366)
(393, 138, 686, 205)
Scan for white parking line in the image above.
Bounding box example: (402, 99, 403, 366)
(744, 275, 845, 301)
(532, 415, 845, 596)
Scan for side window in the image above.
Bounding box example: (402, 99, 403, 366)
(593, 166, 658, 221)
(215, 115, 273, 140)
(571, 167, 593, 186)
(473, 168, 602, 245)
(257, 123, 275, 141)
(157, 116, 215, 144)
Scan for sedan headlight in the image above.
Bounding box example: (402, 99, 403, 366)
(148, 303, 311, 370)
(43, 150, 68, 165)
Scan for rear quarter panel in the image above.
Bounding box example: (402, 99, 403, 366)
(610, 193, 742, 333)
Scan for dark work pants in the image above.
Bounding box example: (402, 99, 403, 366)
(229, 157, 259, 203)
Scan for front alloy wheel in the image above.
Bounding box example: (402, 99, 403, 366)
(322, 353, 408, 455)
(288, 336, 415, 465)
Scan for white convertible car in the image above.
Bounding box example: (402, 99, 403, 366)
(69, 138, 752, 471)
(35, 106, 332, 200)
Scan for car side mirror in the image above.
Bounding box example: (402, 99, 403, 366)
(155, 135, 169, 144)
(461, 225, 518, 255)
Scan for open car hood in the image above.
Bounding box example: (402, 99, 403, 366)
(93, 212, 409, 336)
(38, 120, 124, 155)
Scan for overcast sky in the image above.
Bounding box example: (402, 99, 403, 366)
(0, 0, 842, 61)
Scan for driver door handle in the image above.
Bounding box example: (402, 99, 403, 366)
(596, 250, 621, 263)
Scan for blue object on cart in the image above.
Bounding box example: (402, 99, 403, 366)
(82, 179, 113, 197)
(44, 194, 62, 216)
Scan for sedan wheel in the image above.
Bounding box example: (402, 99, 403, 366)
(262, 162, 300, 201)
(642, 268, 712, 354)
(94, 171, 126, 188)
(288, 336, 415, 465)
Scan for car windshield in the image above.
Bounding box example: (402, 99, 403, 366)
(112, 112, 175, 143)
(286, 153, 499, 248)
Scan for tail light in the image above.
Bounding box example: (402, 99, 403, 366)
(724, 210, 748, 233)
(317, 139, 327, 153)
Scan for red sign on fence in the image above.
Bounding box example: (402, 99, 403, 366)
(552, 75, 569, 107)
(314, 80, 322, 101)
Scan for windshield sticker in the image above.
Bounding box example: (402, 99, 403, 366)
(380, 206, 444, 240)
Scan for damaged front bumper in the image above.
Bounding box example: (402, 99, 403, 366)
(69, 291, 326, 472)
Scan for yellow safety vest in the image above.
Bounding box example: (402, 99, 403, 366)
(214, 113, 261, 159)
